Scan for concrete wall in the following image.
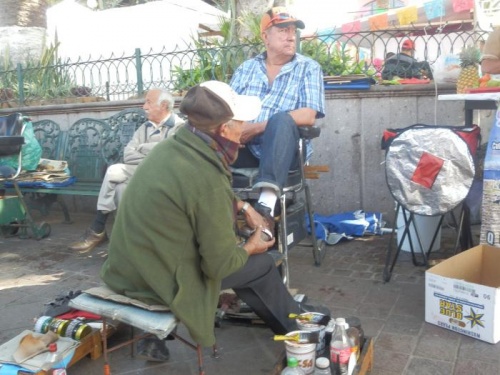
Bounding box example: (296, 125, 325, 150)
(2, 84, 490, 225)
(307, 84, 489, 225)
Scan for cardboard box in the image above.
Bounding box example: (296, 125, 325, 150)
(425, 245, 500, 344)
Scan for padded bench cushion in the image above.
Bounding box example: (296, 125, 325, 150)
(82, 286, 170, 312)
(69, 287, 177, 340)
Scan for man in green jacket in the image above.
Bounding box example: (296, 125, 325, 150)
(100, 80, 321, 361)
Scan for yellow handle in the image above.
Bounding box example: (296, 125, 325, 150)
(273, 334, 298, 341)
(288, 313, 313, 320)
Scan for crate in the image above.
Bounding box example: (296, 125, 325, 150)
(271, 337, 373, 375)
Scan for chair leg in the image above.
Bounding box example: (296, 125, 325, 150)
(101, 317, 110, 375)
(278, 193, 290, 287)
(197, 344, 205, 375)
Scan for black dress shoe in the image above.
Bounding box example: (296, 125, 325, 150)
(253, 202, 276, 238)
(136, 337, 170, 362)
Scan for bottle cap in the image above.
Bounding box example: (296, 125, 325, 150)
(335, 317, 346, 326)
(316, 357, 330, 369)
(287, 357, 299, 367)
(48, 342, 57, 352)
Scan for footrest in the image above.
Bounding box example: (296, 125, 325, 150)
(69, 293, 178, 340)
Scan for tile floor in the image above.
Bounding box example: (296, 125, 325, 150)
(1, 210, 499, 374)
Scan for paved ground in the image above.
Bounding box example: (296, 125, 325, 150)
(1, 208, 499, 375)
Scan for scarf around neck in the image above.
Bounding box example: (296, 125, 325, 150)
(186, 122, 239, 169)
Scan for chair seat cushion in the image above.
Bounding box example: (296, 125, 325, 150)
(231, 168, 302, 189)
(69, 286, 177, 339)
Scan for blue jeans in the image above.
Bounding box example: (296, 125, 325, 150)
(235, 112, 300, 193)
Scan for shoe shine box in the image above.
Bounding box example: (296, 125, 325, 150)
(425, 245, 500, 344)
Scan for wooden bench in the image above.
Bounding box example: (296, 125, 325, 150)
(15, 108, 147, 222)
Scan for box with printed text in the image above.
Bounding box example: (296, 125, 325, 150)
(425, 245, 500, 344)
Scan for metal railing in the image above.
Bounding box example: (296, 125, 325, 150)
(0, 22, 491, 106)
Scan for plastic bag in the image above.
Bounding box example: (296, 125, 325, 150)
(432, 54, 461, 84)
(0, 121, 42, 171)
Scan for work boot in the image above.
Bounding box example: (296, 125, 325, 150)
(68, 228, 108, 253)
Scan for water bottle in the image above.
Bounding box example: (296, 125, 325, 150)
(313, 357, 332, 375)
(329, 318, 351, 375)
(281, 357, 306, 375)
(41, 343, 67, 373)
(41, 343, 60, 371)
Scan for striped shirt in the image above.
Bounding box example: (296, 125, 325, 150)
(230, 52, 325, 158)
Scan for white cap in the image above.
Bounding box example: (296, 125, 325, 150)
(180, 80, 262, 129)
(199, 81, 262, 122)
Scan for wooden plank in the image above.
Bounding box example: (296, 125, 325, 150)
(354, 338, 374, 375)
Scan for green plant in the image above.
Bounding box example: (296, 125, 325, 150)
(300, 38, 375, 77)
(172, 16, 261, 93)
(0, 41, 78, 103)
(0, 46, 19, 101)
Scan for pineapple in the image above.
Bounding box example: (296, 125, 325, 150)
(456, 46, 481, 94)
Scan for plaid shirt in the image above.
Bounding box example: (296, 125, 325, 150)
(230, 52, 325, 158)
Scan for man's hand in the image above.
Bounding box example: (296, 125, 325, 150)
(243, 226, 275, 255)
(239, 121, 266, 144)
(242, 204, 270, 231)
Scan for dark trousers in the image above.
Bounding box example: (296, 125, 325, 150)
(221, 253, 300, 334)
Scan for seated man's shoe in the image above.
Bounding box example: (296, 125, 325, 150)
(238, 225, 273, 242)
(135, 337, 170, 362)
(253, 202, 276, 239)
(68, 228, 108, 253)
(299, 302, 331, 317)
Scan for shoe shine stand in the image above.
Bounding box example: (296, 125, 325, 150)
(382, 126, 476, 282)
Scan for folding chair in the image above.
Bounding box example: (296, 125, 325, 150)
(0, 113, 51, 239)
(381, 124, 478, 282)
(69, 286, 218, 375)
(232, 126, 327, 287)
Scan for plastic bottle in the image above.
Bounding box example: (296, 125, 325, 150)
(313, 357, 332, 375)
(40, 343, 68, 374)
(41, 343, 60, 371)
(281, 357, 306, 375)
(329, 318, 351, 375)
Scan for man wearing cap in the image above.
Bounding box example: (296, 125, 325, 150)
(482, 27, 500, 74)
(382, 39, 433, 81)
(229, 6, 325, 235)
(100, 81, 313, 360)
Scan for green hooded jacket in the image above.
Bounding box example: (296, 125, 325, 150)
(100, 125, 248, 346)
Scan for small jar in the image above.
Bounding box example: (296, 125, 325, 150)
(313, 357, 332, 375)
(65, 319, 92, 340)
(49, 318, 70, 336)
(345, 316, 364, 347)
(34, 316, 53, 333)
